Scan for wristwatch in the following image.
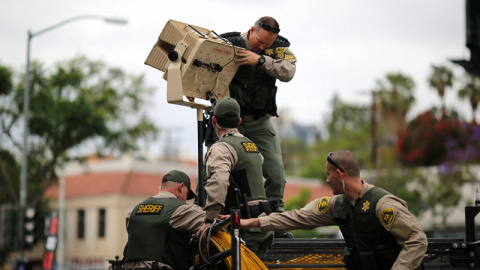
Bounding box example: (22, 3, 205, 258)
(257, 55, 265, 66)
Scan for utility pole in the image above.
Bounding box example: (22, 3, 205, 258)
(20, 14, 127, 265)
(371, 91, 378, 169)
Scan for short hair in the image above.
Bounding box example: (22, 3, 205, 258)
(254, 16, 280, 32)
(216, 114, 239, 128)
(330, 150, 360, 177)
(161, 180, 179, 189)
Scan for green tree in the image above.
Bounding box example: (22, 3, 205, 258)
(284, 188, 311, 211)
(0, 64, 13, 96)
(366, 167, 427, 217)
(300, 95, 371, 179)
(428, 65, 454, 115)
(458, 73, 480, 124)
(373, 73, 415, 167)
(0, 56, 158, 206)
(375, 73, 415, 138)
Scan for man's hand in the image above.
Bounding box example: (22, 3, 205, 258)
(196, 222, 212, 239)
(235, 50, 261, 66)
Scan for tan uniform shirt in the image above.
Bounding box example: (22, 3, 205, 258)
(204, 128, 264, 220)
(258, 182, 427, 270)
(125, 190, 205, 270)
(241, 31, 297, 82)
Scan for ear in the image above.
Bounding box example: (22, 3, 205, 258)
(177, 182, 184, 193)
(238, 117, 242, 125)
(212, 116, 217, 125)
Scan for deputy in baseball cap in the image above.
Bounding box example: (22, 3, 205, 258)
(213, 97, 241, 128)
(162, 170, 196, 200)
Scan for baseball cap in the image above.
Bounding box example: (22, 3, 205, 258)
(162, 170, 196, 200)
(213, 97, 240, 122)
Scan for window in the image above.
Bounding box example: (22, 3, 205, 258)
(77, 209, 85, 239)
(98, 208, 106, 238)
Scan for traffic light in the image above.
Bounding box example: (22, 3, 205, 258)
(0, 204, 19, 250)
(23, 207, 36, 250)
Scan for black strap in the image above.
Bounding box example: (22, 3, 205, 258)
(220, 32, 246, 48)
(220, 31, 291, 49)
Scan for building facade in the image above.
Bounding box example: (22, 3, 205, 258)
(42, 155, 333, 270)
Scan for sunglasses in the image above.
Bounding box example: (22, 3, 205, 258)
(256, 22, 280, 34)
(327, 152, 345, 173)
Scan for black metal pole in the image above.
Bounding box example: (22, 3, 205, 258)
(197, 108, 206, 207)
(231, 209, 241, 270)
(465, 204, 480, 243)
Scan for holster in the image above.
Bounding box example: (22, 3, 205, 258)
(249, 201, 272, 218)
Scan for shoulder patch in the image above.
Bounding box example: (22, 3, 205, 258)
(241, 142, 259, 153)
(316, 197, 331, 214)
(380, 208, 396, 227)
(284, 53, 295, 60)
(275, 47, 287, 56)
(136, 204, 164, 215)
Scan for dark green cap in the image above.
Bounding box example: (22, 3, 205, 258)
(213, 97, 240, 122)
(162, 170, 196, 200)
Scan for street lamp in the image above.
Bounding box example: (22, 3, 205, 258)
(19, 14, 127, 263)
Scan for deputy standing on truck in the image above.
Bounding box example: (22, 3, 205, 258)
(220, 16, 297, 215)
(240, 150, 427, 270)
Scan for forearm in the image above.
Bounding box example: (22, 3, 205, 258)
(259, 209, 334, 231)
(392, 229, 428, 270)
(240, 218, 260, 229)
(204, 143, 236, 220)
(263, 56, 296, 82)
(204, 165, 230, 220)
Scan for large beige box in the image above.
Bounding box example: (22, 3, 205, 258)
(145, 20, 240, 101)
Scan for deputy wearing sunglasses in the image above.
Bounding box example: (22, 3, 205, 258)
(239, 150, 427, 270)
(218, 17, 296, 228)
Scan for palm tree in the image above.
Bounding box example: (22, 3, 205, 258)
(375, 73, 416, 141)
(428, 65, 454, 116)
(458, 73, 480, 124)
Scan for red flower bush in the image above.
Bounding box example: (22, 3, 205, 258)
(397, 110, 461, 166)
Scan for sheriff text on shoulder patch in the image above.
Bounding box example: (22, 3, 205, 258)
(136, 204, 164, 215)
(242, 142, 259, 153)
(316, 197, 330, 214)
(380, 208, 396, 227)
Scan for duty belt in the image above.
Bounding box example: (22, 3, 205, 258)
(249, 201, 272, 218)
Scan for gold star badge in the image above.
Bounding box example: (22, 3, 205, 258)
(362, 200, 370, 212)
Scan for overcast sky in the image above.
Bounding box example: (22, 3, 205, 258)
(0, 0, 471, 158)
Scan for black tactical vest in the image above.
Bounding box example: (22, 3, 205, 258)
(217, 134, 266, 210)
(124, 197, 193, 270)
(221, 32, 290, 120)
(333, 187, 402, 270)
